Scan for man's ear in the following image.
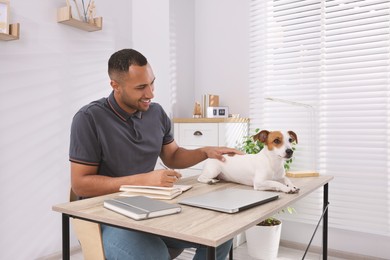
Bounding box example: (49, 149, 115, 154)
(110, 80, 119, 91)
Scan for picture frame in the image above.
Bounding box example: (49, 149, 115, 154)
(0, 0, 9, 34)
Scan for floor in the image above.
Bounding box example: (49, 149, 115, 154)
(70, 243, 346, 260)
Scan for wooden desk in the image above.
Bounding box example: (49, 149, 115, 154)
(53, 175, 333, 260)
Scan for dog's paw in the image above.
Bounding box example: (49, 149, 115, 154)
(286, 187, 300, 194)
(206, 179, 220, 185)
(198, 176, 220, 185)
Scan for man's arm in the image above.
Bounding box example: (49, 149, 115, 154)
(160, 140, 243, 169)
(71, 162, 181, 197)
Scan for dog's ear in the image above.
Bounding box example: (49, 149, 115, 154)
(288, 131, 298, 144)
(253, 130, 269, 143)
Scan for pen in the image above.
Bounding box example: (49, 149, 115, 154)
(159, 162, 173, 170)
(159, 162, 180, 180)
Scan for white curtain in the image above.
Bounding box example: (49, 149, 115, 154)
(249, 0, 390, 236)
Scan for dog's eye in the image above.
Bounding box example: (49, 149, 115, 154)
(289, 138, 293, 143)
(273, 139, 281, 144)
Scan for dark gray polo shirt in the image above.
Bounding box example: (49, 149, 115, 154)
(69, 91, 174, 177)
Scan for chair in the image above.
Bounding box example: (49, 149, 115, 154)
(70, 189, 105, 260)
(69, 189, 184, 260)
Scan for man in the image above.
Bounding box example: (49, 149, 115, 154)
(70, 49, 242, 260)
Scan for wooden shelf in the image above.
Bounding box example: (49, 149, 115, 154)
(57, 6, 102, 32)
(0, 23, 20, 41)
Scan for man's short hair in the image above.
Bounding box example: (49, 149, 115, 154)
(108, 49, 148, 80)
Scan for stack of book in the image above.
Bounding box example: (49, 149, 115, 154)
(119, 184, 192, 200)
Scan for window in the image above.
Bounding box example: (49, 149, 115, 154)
(249, 0, 390, 236)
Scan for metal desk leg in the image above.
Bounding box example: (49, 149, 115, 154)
(302, 184, 330, 260)
(323, 183, 329, 260)
(62, 214, 70, 260)
(207, 246, 216, 260)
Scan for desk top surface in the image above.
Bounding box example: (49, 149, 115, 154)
(53, 175, 333, 247)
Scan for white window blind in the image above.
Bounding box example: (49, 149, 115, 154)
(249, 0, 390, 236)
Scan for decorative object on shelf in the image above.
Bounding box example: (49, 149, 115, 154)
(67, 0, 95, 22)
(87, 0, 96, 24)
(201, 93, 232, 118)
(0, 0, 19, 41)
(202, 93, 220, 117)
(74, 1, 82, 20)
(192, 101, 202, 118)
(58, 0, 102, 32)
(206, 106, 229, 118)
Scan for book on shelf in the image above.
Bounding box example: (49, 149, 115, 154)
(202, 94, 219, 117)
(104, 196, 182, 220)
(286, 171, 319, 178)
(119, 184, 193, 200)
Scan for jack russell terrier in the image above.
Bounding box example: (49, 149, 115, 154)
(198, 130, 300, 194)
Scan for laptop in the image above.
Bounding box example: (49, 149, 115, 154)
(178, 188, 279, 213)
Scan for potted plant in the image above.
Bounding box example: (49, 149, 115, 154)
(238, 129, 295, 260)
(245, 217, 282, 260)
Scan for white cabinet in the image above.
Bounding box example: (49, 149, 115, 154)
(173, 118, 249, 177)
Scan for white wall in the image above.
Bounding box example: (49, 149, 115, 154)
(132, 0, 172, 116)
(194, 0, 250, 118)
(0, 1, 131, 259)
(170, 0, 195, 118)
(0, 1, 186, 259)
(130, 0, 196, 119)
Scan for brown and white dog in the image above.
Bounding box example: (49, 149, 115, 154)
(198, 130, 300, 194)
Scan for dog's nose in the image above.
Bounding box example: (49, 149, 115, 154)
(286, 149, 293, 158)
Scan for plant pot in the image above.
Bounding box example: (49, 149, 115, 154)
(233, 232, 247, 248)
(245, 222, 282, 260)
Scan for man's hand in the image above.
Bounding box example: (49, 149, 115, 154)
(144, 169, 182, 187)
(160, 141, 245, 170)
(71, 162, 182, 197)
(201, 147, 244, 162)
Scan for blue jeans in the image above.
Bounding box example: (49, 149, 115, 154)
(101, 225, 232, 260)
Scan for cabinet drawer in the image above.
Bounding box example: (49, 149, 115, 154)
(177, 123, 218, 146)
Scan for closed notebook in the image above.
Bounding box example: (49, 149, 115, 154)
(104, 196, 182, 220)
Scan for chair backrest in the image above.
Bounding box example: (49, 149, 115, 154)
(70, 189, 105, 260)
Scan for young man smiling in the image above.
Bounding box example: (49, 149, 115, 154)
(69, 49, 241, 260)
